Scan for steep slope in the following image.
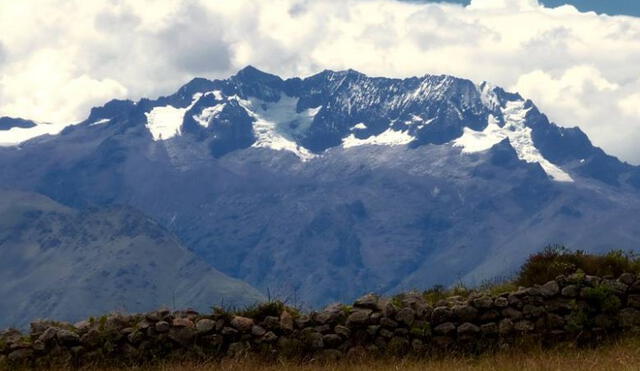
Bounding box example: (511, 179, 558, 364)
(0, 190, 264, 328)
(0, 67, 639, 307)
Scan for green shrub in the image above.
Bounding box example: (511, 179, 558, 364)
(516, 246, 640, 286)
(235, 301, 285, 320)
(583, 286, 622, 314)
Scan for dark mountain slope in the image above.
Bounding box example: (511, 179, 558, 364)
(0, 190, 264, 328)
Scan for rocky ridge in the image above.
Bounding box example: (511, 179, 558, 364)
(3, 272, 640, 368)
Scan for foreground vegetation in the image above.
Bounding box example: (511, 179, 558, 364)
(39, 336, 640, 370)
(3, 246, 640, 370)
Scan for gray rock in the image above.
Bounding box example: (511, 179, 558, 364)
(127, 331, 144, 345)
(434, 322, 456, 336)
(280, 311, 294, 332)
(383, 302, 397, 318)
(315, 311, 337, 325)
(295, 314, 311, 329)
(457, 322, 480, 335)
(251, 325, 266, 337)
(514, 320, 534, 332)
(540, 281, 560, 297)
(619, 273, 636, 286)
(354, 293, 379, 310)
(479, 309, 500, 322)
(168, 326, 196, 345)
(56, 329, 80, 345)
(380, 317, 398, 328)
(334, 325, 351, 338)
(601, 279, 628, 295)
(498, 318, 513, 335)
(453, 304, 478, 322)
(347, 309, 372, 326)
(480, 322, 498, 335)
(263, 316, 281, 329)
(155, 321, 170, 333)
(395, 308, 416, 326)
(323, 334, 342, 348)
(431, 306, 453, 324)
(222, 327, 239, 336)
(367, 325, 380, 336)
(231, 316, 254, 332)
(80, 329, 101, 347)
(494, 297, 509, 308)
(522, 304, 544, 318)
(196, 319, 216, 334)
(471, 296, 493, 309)
(8, 348, 33, 362)
(38, 327, 58, 343)
(502, 307, 523, 321)
(305, 331, 324, 349)
(263, 331, 278, 342)
(546, 313, 565, 328)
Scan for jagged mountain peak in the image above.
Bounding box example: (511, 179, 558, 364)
(1, 67, 635, 187)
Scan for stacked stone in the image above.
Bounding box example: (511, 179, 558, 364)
(3, 272, 640, 367)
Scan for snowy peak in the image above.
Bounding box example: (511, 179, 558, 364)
(122, 66, 605, 182)
(454, 100, 573, 182)
(6, 66, 626, 185)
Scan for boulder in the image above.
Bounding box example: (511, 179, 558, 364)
(155, 321, 170, 333)
(453, 304, 478, 322)
(502, 307, 523, 321)
(433, 322, 456, 336)
(346, 309, 372, 326)
(231, 316, 254, 333)
(539, 281, 560, 297)
(431, 306, 453, 324)
(251, 325, 266, 337)
(395, 308, 416, 327)
(196, 319, 216, 334)
(56, 329, 80, 345)
(354, 293, 379, 310)
(280, 311, 294, 332)
(498, 318, 513, 335)
(457, 322, 480, 335)
(471, 296, 493, 309)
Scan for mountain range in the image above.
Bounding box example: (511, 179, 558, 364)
(1, 66, 639, 325)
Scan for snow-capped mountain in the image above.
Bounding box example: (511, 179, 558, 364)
(2, 66, 640, 307)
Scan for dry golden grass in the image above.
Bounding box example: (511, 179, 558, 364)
(63, 336, 640, 371)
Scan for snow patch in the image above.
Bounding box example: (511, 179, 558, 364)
(342, 128, 414, 148)
(0, 122, 67, 147)
(89, 119, 110, 127)
(233, 95, 320, 161)
(352, 123, 367, 130)
(453, 100, 574, 183)
(145, 94, 202, 141)
(193, 104, 226, 128)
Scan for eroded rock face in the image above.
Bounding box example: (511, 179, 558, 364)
(3, 272, 640, 368)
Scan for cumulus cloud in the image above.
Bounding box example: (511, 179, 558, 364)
(0, 0, 639, 163)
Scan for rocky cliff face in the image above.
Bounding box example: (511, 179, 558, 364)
(3, 272, 640, 367)
(1, 67, 640, 307)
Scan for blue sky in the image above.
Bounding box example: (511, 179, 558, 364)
(409, 0, 640, 16)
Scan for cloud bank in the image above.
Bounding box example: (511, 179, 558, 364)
(0, 0, 639, 163)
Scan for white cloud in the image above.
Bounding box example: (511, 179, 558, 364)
(0, 0, 639, 163)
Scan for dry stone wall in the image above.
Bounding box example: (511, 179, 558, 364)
(3, 272, 640, 367)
